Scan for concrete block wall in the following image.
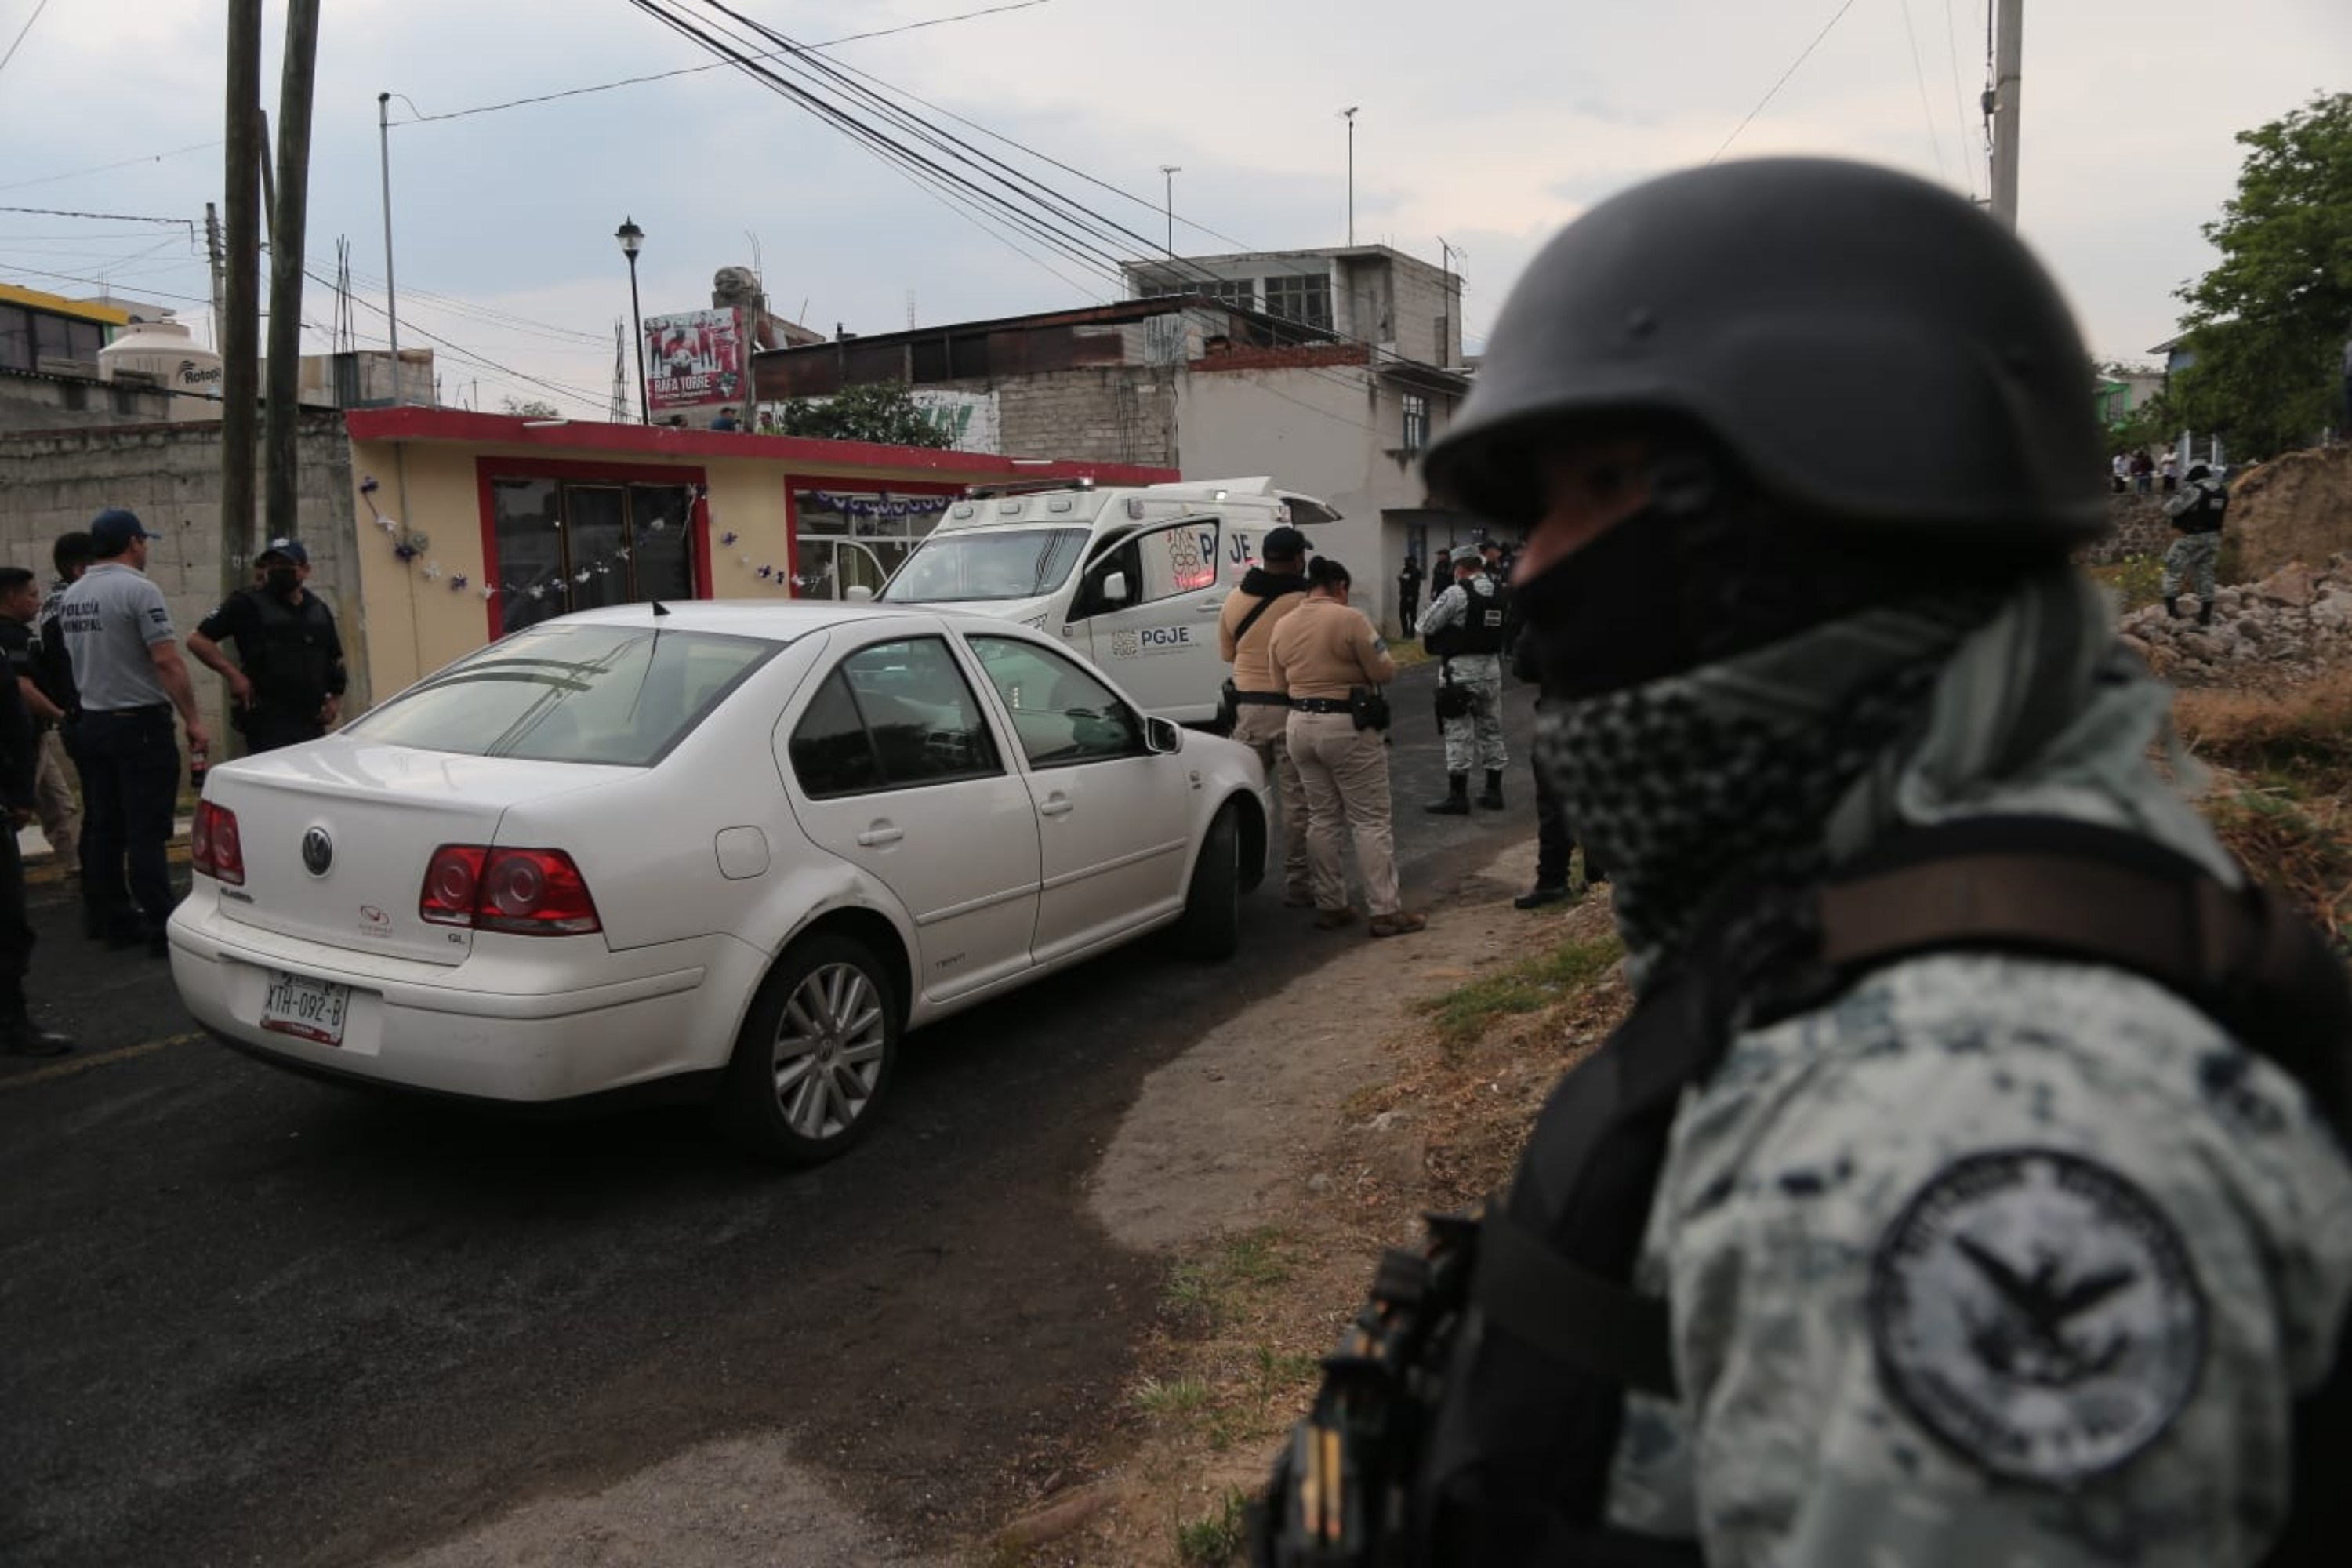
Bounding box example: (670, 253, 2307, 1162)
(0, 372, 180, 433)
(0, 415, 367, 747)
(1388, 260, 1459, 367)
(937, 367, 1177, 466)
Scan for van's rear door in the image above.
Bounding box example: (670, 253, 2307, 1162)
(1069, 514, 1226, 722)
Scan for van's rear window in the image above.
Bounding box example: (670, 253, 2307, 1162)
(348, 623, 776, 765)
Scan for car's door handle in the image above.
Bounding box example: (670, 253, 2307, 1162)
(1196, 602, 1223, 613)
(856, 824, 904, 846)
(1038, 796, 1074, 818)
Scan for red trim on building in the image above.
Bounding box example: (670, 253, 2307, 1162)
(474, 455, 711, 640)
(1189, 343, 1372, 373)
(347, 407, 1175, 488)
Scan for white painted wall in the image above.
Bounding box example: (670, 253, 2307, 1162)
(1174, 365, 1456, 635)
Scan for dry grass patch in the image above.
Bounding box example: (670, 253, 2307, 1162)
(2176, 673, 2352, 944)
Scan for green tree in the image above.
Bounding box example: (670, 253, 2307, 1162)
(773, 382, 954, 448)
(2169, 92, 2352, 456)
(499, 397, 562, 419)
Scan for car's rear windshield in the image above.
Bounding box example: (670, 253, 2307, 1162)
(878, 527, 1087, 603)
(348, 622, 777, 765)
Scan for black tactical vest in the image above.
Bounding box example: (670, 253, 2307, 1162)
(1450, 582, 1509, 657)
(1260, 816, 2352, 1567)
(245, 591, 338, 706)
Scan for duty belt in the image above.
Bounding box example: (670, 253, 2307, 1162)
(1291, 696, 1352, 714)
(1233, 689, 1291, 706)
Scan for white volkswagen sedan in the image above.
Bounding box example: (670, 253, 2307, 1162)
(168, 601, 1272, 1162)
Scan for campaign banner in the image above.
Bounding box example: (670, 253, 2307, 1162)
(644, 308, 746, 412)
(908, 389, 1000, 454)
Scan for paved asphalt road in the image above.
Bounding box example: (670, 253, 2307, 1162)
(0, 662, 1540, 1568)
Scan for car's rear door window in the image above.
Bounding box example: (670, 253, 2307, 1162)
(350, 622, 775, 764)
(788, 636, 1003, 798)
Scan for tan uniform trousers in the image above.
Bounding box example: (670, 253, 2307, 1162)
(1285, 711, 1402, 916)
(1231, 701, 1310, 900)
(34, 729, 80, 862)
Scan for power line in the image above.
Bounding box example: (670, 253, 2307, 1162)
(0, 204, 196, 234)
(1895, 0, 1950, 179)
(1708, 0, 1862, 165)
(391, 0, 1050, 126)
(0, 139, 222, 195)
(0, 0, 53, 82)
(1942, 0, 1980, 199)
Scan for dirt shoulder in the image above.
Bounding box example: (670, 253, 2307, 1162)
(991, 839, 1631, 1566)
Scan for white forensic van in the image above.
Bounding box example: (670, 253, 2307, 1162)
(873, 477, 1342, 725)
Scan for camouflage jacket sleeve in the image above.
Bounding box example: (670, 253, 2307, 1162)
(1418, 584, 1467, 637)
(1606, 950, 2352, 1567)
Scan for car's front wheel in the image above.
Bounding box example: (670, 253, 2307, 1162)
(1171, 802, 1241, 961)
(718, 935, 899, 1163)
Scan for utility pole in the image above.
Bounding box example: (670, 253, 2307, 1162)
(1159, 165, 1180, 258)
(263, 0, 322, 547)
(1988, 0, 2022, 230)
(204, 202, 226, 351)
(1339, 108, 1359, 245)
(221, 0, 263, 604)
(378, 92, 403, 403)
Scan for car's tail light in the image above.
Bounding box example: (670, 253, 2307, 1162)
(191, 801, 244, 886)
(418, 845, 600, 935)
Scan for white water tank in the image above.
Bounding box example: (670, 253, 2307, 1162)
(99, 319, 224, 419)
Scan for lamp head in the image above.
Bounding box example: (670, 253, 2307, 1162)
(615, 216, 644, 259)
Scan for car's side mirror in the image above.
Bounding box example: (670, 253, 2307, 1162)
(845, 585, 874, 602)
(1102, 569, 1130, 605)
(1144, 715, 1182, 754)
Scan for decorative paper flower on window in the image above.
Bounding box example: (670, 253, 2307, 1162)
(393, 541, 420, 562)
(650, 517, 666, 532)
(550, 517, 563, 529)
(423, 562, 442, 580)
(757, 564, 772, 579)
(528, 585, 546, 601)
(452, 573, 470, 591)
(575, 568, 592, 584)
(480, 586, 497, 601)
(595, 562, 611, 576)
(721, 531, 739, 546)
(615, 547, 630, 561)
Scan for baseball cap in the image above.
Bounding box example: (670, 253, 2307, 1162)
(1450, 544, 1486, 567)
(1261, 525, 1313, 561)
(89, 508, 158, 555)
(256, 537, 310, 566)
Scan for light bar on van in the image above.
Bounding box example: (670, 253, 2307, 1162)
(1049, 498, 1073, 512)
(999, 499, 1023, 516)
(951, 503, 976, 519)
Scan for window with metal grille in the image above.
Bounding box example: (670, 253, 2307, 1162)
(1402, 393, 1429, 453)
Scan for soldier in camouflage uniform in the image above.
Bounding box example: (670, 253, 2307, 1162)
(1417, 546, 1510, 813)
(2161, 462, 2229, 624)
(1388, 158, 2352, 1566)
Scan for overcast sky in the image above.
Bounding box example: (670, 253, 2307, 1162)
(5, 0, 2344, 418)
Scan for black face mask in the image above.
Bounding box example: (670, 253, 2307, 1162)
(264, 567, 299, 598)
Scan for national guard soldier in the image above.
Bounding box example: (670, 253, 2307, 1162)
(187, 537, 347, 753)
(1256, 158, 2352, 1567)
(1417, 545, 1510, 814)
(2161, 462, 2229, 625)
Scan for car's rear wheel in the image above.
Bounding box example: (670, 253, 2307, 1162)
(1171, 803, 1241, 960)
(718, 935, 898, 1163)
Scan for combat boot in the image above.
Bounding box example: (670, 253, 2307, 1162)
(0, 988, 71, 1058)
(1477, 768, 1505, 810)
(2165, 595, 2181, 618)
(2198, 601, 2214, 627)
(1425, 773, 1471, 815)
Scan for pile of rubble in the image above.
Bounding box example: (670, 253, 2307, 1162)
(2117, 556, 2352, 685)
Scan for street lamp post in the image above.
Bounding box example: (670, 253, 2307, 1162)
(1158, 164, 1180, 258)
(1339, 107, 1358, 245)
(615, 216, 648, 424)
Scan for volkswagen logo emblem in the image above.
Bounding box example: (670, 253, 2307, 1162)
(300, 827, 333, 877)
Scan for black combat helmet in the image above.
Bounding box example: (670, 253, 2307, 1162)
(1423, 158, 2106, 549)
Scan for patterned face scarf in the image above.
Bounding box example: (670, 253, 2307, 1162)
(1535, 593, 2002, 970)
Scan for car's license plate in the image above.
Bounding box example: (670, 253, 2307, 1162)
(261, 971, 351, 1047)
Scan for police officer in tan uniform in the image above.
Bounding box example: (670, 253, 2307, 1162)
(1267, 557, 1425, 938)
(1218, 524, 1316, 908)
